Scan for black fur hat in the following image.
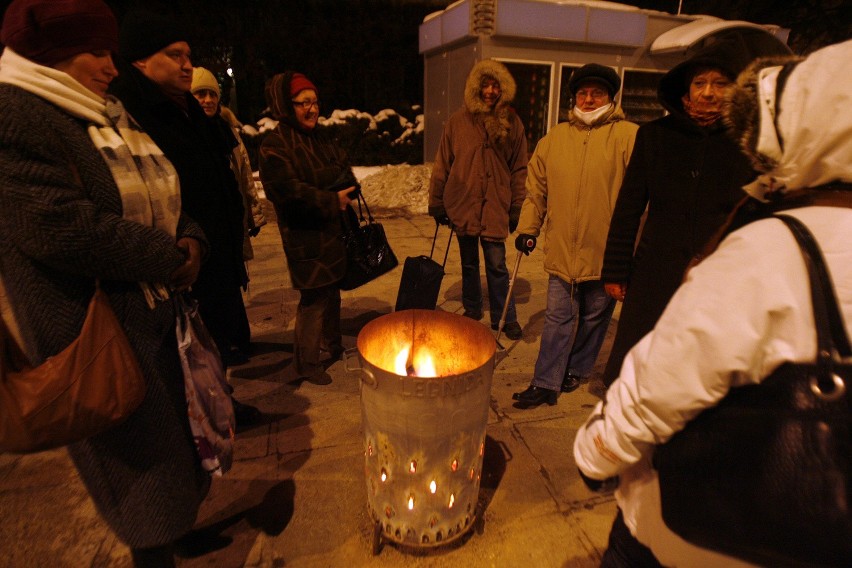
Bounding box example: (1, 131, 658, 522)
(568, 64, 621, 97)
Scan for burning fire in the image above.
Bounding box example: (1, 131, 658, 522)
(394, 345, 437, 377)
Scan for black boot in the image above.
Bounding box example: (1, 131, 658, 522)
(512, 386, 558, 408)
(561, 373, 581, 393)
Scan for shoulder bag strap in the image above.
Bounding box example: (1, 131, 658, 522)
(775, 214, 851, 398)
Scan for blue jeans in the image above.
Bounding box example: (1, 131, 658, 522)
(457, 235, 516, 325)
(531, 276, 614, 391)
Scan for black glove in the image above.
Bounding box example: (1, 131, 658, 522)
(508, 207, 521, 233)
(248, 226, 261, 237)
(429, 206, 451, 227)
(515, 234, 536, 255)
(578, 468, 619, 493)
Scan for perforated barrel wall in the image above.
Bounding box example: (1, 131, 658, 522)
(357, 310, 496, 547)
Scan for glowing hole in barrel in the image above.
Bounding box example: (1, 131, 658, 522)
(449, 493, 455, 508)
(429, 480, 437, 493)
(408, 495, 415, 510)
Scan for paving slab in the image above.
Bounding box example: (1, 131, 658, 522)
(0, 203, 620, 567)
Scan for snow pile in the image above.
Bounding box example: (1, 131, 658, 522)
(354, 163, 433, 218)
(245, 109, 423, 147)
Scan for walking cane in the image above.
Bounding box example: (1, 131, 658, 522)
(495, 236, 534, 350)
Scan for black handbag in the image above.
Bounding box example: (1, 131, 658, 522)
(654, 214, 851, 567)
(338, 193, 398, 291)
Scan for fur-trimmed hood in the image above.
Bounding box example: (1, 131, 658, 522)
(463, 59, 517, 143)
(724, 39, 852, 197)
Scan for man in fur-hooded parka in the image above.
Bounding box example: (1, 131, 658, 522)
(428, 59, 528, 330)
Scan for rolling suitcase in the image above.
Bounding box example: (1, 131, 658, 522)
(394, 225, 454, 311)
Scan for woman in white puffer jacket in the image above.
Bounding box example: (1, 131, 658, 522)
(573, 38, 852, 567)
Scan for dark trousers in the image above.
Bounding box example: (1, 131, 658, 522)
(600, 510, 664, 568)
(457, 235, 517, 324)
(195, 283, 251, 358)
(294, 284, 342, 376)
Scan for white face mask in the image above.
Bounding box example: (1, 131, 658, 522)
(573, 102, 613, 126)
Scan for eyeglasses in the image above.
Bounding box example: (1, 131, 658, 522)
(292, 99, 320, 110)
(575, 89, 608, 102)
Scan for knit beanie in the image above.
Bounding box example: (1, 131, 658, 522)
(119, 10, 187, 63)
(0, 0, 118, 67)
(568, 63, 621, 97)
(289, 73, 317, 97)
(191, 67, 220, 96)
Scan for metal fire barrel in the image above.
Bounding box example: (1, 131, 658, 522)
(354, 309, 496, 548)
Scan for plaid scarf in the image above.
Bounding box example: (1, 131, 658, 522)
(0, 48, 181, 307)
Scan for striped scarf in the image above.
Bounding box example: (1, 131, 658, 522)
(0, 48, 181, 307)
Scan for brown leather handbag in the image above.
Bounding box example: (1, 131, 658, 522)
(0, 283, 147, 453)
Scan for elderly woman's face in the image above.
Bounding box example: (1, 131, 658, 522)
(574, 80, 612, 112)
(292, 88, 320, 131)
(193, 88, 220, 117)
(686, 68, 732, 113)
(54, 50, 118, 98)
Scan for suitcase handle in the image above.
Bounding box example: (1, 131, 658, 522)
(430, 224, 454, 269)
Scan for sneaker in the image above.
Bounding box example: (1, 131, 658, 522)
(463, 309, 483, 321)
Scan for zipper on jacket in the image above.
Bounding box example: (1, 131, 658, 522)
(571, 127, 594, 269)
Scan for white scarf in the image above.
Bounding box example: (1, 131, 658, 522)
(0, 48, 182, 307)
(573, 103, 614, 126)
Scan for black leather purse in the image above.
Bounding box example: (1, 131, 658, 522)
(655, 214, 851, 568)
(338, 193, 398, 291)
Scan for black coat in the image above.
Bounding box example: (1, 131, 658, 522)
(109, 64, 247, 297)
(258, 74, 358, 290)
(0, 84, 209, 548)
(601, 113, 753, 384)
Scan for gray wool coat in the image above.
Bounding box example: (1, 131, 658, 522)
(0, 84, 210, 548)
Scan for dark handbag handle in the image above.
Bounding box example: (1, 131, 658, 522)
(775, 214, 851, 397)
(430, 224, 454, 269)
(351, 192, 375, 225)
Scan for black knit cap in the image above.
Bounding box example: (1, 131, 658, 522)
(568, 63, 621, 97)
(119, 9, 187, 62)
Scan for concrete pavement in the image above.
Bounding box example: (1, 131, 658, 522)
(0, 202, 620, 567)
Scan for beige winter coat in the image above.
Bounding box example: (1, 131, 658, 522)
(428, 60, 528, 239)
(517, 106, 637, 283)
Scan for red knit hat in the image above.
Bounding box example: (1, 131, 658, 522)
(0, 0, 119, 67)
(289, 73, 317, 97)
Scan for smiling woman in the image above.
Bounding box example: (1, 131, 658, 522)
(0, 0, 210, 565)
(53, 49, 118, 97)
